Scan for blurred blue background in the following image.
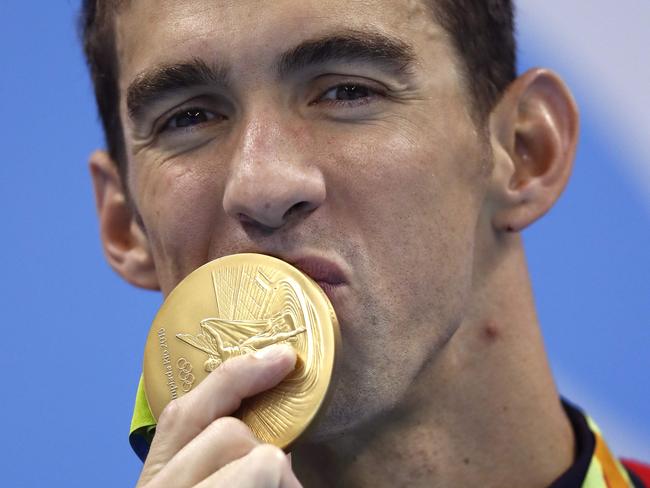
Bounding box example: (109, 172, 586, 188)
(0, 1, 647, 485)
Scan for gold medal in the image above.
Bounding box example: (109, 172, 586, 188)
(143, 253, 340, 450)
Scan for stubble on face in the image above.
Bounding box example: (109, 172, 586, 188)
(114, 0, 493, 439)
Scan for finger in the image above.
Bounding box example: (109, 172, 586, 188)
(193, 444, 302, 488)
(150, 417, 259, 488)
(139, 344, 296, 485)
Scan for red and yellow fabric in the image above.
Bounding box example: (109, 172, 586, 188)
(128, 379, 648, 487)
(582, 416, 633, 487)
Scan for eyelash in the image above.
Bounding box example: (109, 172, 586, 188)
(312, 82, 383, 108)
(160, 108, 221, 133)
(158, 82, 383, 133)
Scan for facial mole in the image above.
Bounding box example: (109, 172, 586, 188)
(264, 202, 271, 210)
(482, 320, 500, 342)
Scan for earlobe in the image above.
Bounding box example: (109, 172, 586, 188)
(89, 150, 160, 290)
(488, 68, 579, 233)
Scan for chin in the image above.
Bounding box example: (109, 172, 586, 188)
(303, 407, 368, 444)
(301, 372, 401, 445)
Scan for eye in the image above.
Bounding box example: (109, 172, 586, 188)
(162, 108, 219, 131)
(316, 83, 379, 106)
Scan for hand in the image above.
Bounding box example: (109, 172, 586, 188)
(136, 344, 302, 488)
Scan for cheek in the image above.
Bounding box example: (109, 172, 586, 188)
(131, 158, 225, 291)
(330, 113, 485, 347)
(335, 116, 482, 270)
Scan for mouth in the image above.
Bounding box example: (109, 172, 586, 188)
(287, 256, 348, 302)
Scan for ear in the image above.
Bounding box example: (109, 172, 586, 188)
(488, 68, 579, 233)
(89, 150, 160, 290)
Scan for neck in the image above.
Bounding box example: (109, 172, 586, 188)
(292, 237, 575, 487)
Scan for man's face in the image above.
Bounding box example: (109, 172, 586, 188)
(115, 0, 492, 437)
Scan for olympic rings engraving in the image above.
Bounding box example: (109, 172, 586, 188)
(177, 357, 195, 392)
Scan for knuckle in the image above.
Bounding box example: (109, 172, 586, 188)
(251, 444, 288, 467)
(214, 354, 247, 377)
(156, 398, 187, 431)
(242, 445, 291, 486)
(211, 357, 235, 382)
(210, 416, 252, 439)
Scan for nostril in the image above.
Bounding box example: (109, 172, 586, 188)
(284, 201, 313, 219)
(237, 212, 257, 225)
(294, 201, 311, 211)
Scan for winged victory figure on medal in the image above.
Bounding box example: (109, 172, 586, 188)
(176, 265, 309, 372)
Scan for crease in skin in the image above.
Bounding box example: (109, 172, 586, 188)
(130, 132, 157, 154)
(150, 137, 219, 164)
(377, 87, 428, 106)
(129, 113, 224, 159)
(307, 69, 417, 96)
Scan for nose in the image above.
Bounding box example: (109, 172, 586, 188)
(223, 114, 326, 230)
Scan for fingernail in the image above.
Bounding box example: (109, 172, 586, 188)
(253, 344, 294, 360)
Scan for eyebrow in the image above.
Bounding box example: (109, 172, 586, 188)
(276, 30, 417, 79)
(127, 60, 229, 122)
(126, 30, 417, 122)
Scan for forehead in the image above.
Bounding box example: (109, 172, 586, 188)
(115, 0, 449, 86)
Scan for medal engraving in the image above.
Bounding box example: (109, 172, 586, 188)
(176, 358, 195, 393)
(157, 328, 178, 400)
(175, 269, 308, 372)
(143, 254, 340, 450)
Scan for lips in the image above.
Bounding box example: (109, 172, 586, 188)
(288, 256, 347, 300)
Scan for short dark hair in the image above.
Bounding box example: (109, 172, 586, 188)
(80, 0, 127, 180)
(79, 0, 516, 177)
(429, 0, 517, 117)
